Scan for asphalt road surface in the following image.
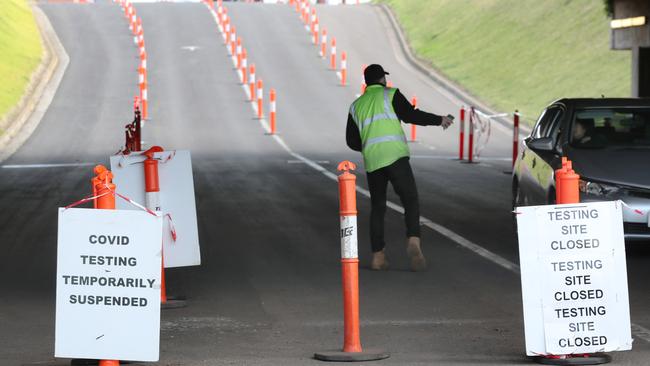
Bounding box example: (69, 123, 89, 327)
(1, 1, 650, 365)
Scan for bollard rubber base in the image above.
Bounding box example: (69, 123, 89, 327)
(533, 354, 611, 365)
(161, 298, 187, 310)
(314, 349, 390, 362)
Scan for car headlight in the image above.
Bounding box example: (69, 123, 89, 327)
(579, 179, 620, 197)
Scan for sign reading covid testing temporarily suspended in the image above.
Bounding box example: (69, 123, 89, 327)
(55, 208, 162, 362)
(516, 201, 632, 356)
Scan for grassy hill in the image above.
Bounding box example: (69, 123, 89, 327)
(381, 0, 630, 124)
(0, 0, 42, 121)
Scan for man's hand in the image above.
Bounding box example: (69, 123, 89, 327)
(441, 115, 454, 130)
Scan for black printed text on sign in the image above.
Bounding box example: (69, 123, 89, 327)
(516, 201, 632, 356)
(55, 208, 162, 361)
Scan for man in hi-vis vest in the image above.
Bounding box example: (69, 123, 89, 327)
(346, 64, 453, 271)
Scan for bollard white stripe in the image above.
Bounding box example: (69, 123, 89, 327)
(257, 88, 263, 99)
(332, 46, 336, 54)
(145, 191, 161, 212)
(142, 89, 148, 100)
(270, 102, 276, 113)
(342, 60, 347, 69)
(340, 216, 358, 259)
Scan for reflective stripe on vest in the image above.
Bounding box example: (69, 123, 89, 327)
(363, 134, 407, 149)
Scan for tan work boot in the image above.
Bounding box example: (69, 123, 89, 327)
(370, 250, 389, 271)
(406, 237, 427, 272)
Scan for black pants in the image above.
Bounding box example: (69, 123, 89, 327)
(366, 157, 420, 252)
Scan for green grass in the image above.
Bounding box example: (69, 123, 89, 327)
(381, 0, 630, 124)
(0, 0, 42, 121)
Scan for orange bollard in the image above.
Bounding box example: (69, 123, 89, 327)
(249, 64, 256, 102)
(330, 38, 337, 70)
(257, 79, 264, 119)
(320, 29, 327, 58)
(313, 20, 319, 45)
(314, 161, 389, 362)
(241, 48, 248, 85)
(93, 166, 118, 366)
(236, 37, 242, 69)
(554, 157, 568, 204)
(140, 79, 148, 120)
(230, 26, 236, 56)
(561, 159, 581, 204)
(410, 96, 417, 142)
(269, 88, 276, 135)
(340, 51, 347, 86)
(224, 17, 230, 43)
(142, 146, 165, 304)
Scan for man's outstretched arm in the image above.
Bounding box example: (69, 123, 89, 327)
(392, 89, 442, 126)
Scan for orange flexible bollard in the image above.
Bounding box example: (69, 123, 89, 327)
(94, 166, 118, 366)
(140, 79, 148, 120)
(230, 26, 237, 56)
(313, 20, 319, 45)
(241, 48, 248, 85)
(555, 157, 568, 204)
(257, 79, 264, 119)
(236, 37, 242, 69)
(410, 96, 417, 142)
(314, 161, 389, 362)
(142, 146, 165, 304)
(340, 51, 347, 86)
(224, 17, 230, 43)
(249, 64, 256, 102)
(269, 88, 276, 135)
(330, 38, 337, 70)
(459, 106, 465, 160)
(320, 29, 327, 58)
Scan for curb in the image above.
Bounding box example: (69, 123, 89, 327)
(0, 5, 70, 163)
(376, 3, 532, 134)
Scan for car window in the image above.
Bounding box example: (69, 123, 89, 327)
(533, 106, 563, 139)
(571, 108, 650, 149)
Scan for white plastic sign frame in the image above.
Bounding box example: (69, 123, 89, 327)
(110, 150, 201, 268)
(55, 208, 162, 361)
(516, 200, 632, 356)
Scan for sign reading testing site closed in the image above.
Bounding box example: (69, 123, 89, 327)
(55, 208, 162, 362)
(516, 201, 632, 356)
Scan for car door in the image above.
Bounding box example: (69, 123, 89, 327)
(519, 105, 564, 205)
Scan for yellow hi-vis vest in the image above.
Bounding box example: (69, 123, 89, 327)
(349, 85, 409, 172)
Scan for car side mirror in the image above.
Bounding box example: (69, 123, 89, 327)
(528, 137, 554, 152)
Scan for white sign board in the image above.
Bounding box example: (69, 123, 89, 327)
(55, 208, 162, 361)
(110, 150, 200, 268)
(516, 201, 632, 356)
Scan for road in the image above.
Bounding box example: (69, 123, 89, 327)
(1, 1, 649, 365)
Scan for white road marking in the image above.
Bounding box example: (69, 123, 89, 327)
(1, 162, 96, 169)
(208, 3, 650, 344)
(181, 45, 201, 51)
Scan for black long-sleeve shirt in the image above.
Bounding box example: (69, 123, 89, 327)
(346, 88, 442, 151)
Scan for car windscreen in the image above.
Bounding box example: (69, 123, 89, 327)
(570, 107, 650, 149)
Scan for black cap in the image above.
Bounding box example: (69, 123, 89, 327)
(364, 64, 389, 84)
